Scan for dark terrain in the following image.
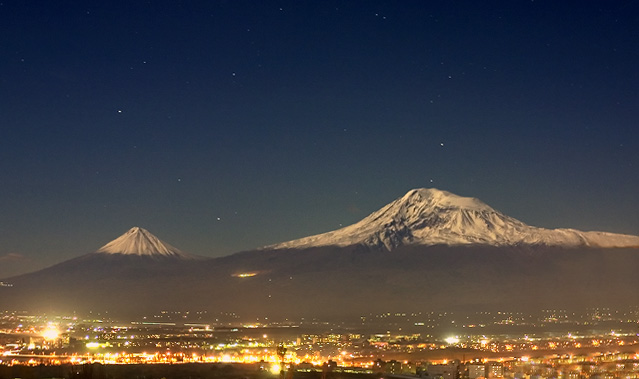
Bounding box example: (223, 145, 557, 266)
(3, 244, 638, 319)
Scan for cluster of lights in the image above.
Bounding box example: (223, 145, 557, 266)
(42, 326, 60, 341)
(444, 336, 460, 344)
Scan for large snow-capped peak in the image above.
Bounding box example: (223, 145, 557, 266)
(96, 227, 192, 258)
(268, 188, 639, 251)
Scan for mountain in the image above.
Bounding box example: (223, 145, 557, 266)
(95, 226, 196, 259)
(2, 192, 639, 320)
(0, 227, 204, 315)
(268, 188, 639, 251)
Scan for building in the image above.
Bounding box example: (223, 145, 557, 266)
(468, 363, 486, 379)
(420, 362, 460, 379)
(487, 362, 504, 378)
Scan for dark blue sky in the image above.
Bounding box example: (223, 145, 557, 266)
(1, 1, 638, 277)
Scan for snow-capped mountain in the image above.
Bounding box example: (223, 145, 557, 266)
(4, 197, 639, 318)
(268, 188, 639, 251)
(96, 226, 194, 259)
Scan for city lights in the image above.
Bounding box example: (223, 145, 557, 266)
(3, 308, 639, 379)
(42, 326, 59, 340)
(270, 363, 282, 375)
(444, 336, 460, 344)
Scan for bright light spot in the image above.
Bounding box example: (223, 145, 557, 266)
(42, 327, 60, 340)
(445, 336, 460, 344)
(270, 364, 282, 375)
(521, 356, 529, 362)
(232, 272, 258, 278)
(86, 342, 100, 348)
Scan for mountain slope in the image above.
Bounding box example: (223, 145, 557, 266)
(268, 188, 639, 251)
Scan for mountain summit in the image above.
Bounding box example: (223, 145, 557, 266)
(269, 188, 639, 251)
(96, 227, 192, 258)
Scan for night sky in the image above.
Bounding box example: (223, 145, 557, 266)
(1, 1, 638, 277)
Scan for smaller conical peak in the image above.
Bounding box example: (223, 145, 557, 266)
(96, 227, 189, 258)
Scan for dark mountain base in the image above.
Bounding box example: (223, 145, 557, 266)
(2, 246, 639, 319)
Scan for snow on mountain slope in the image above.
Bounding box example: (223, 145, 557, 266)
(268, 188, 639, 251)
(96, 227, 193, 258)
